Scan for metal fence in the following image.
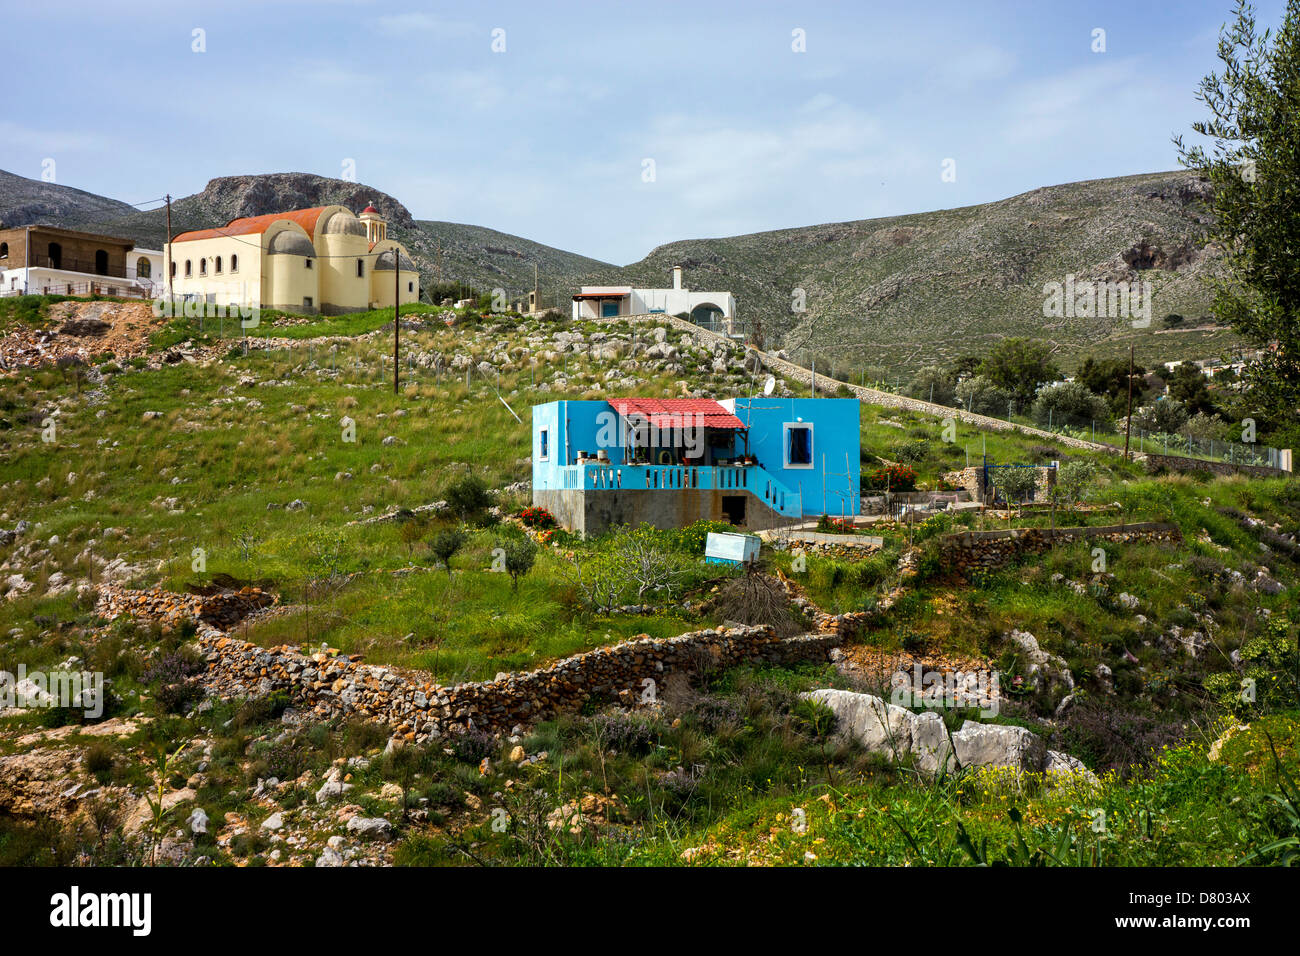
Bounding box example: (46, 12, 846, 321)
(0, 280, 153, 299)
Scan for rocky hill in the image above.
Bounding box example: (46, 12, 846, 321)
(596, 170, 1227, 376)
(0, 170, 141, 236)
(0, 168, 1232, 374)
(0, 170, 614, 308)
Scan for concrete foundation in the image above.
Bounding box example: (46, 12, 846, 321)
(534, 487, 788, 537)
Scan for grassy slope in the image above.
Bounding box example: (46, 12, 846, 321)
(2, 298, 1296, 867)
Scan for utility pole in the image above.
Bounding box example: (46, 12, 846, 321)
(165, 194, 173, 308)
(394, 248, 400, 395)
(1124, 343, 1135, 460)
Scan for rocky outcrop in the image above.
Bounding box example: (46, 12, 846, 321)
(1006, 629, 1074, 705)
(800, 688, 1096, 784)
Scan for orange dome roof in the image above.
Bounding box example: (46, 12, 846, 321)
(172, 207, 327, 244)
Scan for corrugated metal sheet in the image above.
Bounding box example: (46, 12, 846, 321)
(612, 398, 748, 430)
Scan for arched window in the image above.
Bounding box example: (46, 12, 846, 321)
(230, 254, 238, 273)
(185, 260, 192, 277)
(136, 257, 151, 279)
(0, 242, 8, 258)
(199, 258, 207, 276)
(215, 256, 222, 274)
(170, 261, 177, 278)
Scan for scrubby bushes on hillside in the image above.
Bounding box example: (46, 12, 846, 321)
(1030, 381, 1112, 429)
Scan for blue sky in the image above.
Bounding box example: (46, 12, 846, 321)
(2, 0, 1283, 264)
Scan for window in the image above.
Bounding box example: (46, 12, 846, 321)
(94, 249, 108, 275)
(783, 423, 814, 468)
(200, 258, 207, 276)
(230, 254, 238, 273)
(356, 259, 364, 278)
(408, 281, 414, 292)
(184, 260, 192, 277)
(303, 296, 313, 308)
(48, 242, 62, 269)
(170, 261, 177, 278)
(136, 256, 151, 278)
(215, 256, 223, 274)
(304, 258, 312, 269)
(539, 428, 549, 461)
(0, 242, 7, 258)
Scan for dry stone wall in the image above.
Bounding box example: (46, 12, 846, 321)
(940, 522, 1182, 579)
(1143, 453, 1289, 480)
(600, 315, 1295, 482)
(198, 625, 841, 740)
(595, 314, 1116, 453)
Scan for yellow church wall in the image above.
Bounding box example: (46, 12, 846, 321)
(165, 237, 263, 308)
(316, 230, 372, 314)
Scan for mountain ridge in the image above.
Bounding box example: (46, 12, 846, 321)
(0, 167, 1230, 374)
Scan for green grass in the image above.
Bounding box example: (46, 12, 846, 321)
(0, 315, 765, 678)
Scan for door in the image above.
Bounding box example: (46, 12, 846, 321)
(722, 495, 746, 525)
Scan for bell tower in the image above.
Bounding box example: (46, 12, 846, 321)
(358, 203, 386, 244)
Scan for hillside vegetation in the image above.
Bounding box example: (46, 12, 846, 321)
(0, 296, 1296, 868)
(0, 168, 1242, 379)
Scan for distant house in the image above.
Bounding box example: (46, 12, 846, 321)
(532, 396, 860, 536)
(0, 224, 162, 299)
(164, 203, 419, 315)
(572, 266, 737, 332)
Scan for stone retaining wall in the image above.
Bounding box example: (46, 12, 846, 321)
(198, 624, 842, 741)
(595, 314, 1116, 453)
(97, 585, 276, 632)
(940, 522, 1182, 578)
(598, 315, 1294, 483)
(1142, 453, 1290, 480)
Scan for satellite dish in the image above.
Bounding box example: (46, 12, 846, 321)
(763, 375, 776, 396)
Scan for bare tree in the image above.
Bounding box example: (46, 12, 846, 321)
(618, 532, 685, 603)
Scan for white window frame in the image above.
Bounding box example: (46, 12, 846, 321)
(538, 427, 550, 461)
(783, 422, 815, 469)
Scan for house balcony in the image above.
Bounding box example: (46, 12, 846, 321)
(553, 461, 802, 518)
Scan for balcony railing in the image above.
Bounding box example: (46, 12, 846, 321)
(553, 462, 802, 517)
(0, 278, 153, 299)
(24, 254, 152, 281)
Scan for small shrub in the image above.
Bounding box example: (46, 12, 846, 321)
(864, 464, 917, 492)
(519, 506, 557, 529)
(441, 474, 493, 523)
(451, 727, 496, 764)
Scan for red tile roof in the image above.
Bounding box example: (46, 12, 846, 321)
(172, 207, 328, 244)
(611, 398, 747, 430)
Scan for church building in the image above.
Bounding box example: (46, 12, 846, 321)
(165, 203, 419, 315)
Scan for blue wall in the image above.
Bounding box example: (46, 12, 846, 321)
(724, 397, 860, 516)
(532, 397, 860, 517)
(532, 401, 611, 487)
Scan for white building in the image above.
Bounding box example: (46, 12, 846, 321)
(0, 224, 162, 299)
(572, 266, 737, 330)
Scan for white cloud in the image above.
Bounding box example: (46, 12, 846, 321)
(374, 12, 476, 37)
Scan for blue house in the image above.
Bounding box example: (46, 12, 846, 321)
(531, 396, 860, 536)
